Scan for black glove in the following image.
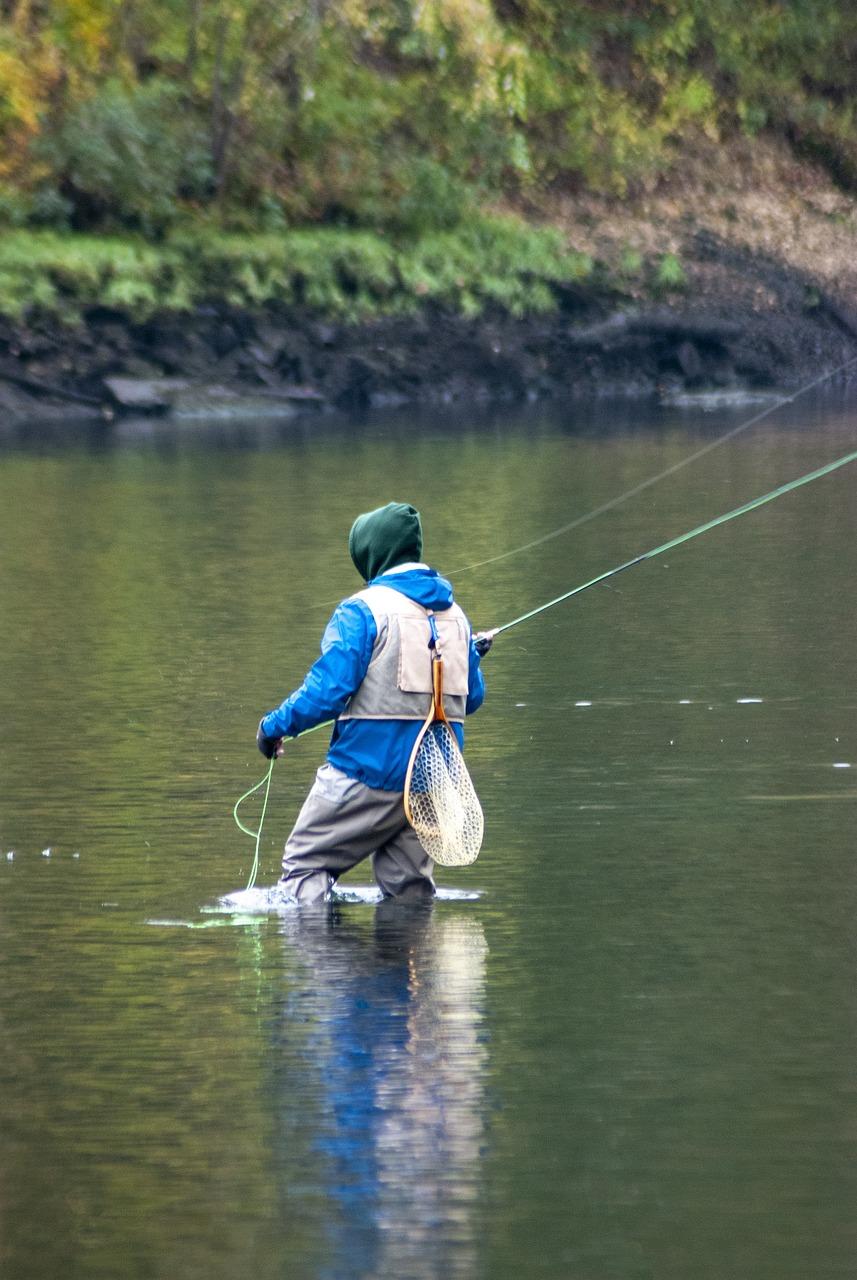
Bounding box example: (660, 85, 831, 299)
(256, 720, 282, 759)
(474, 631, 494, 658)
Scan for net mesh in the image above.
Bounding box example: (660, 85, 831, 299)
(405, 720, 484, 866)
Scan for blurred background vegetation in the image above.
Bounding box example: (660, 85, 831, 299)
(1, 0, 856, 318)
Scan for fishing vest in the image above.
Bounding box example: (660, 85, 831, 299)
(338, 584, 470, 724)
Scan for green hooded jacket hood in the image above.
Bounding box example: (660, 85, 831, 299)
(348, 501, 424, 581)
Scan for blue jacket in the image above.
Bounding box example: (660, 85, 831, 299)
(260, 568, 485, 791)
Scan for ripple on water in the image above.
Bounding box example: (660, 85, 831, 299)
(215, 884, 482, 912)
(145, 883, 482, 927)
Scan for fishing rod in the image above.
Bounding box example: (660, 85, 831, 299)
(487, 445, 857, 636)
(449, 353, 857, 577)
(235, 444, 857, 885)
(310, 353, 857, 611)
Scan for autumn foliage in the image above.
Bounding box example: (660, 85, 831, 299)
(0, 1, 855, 237)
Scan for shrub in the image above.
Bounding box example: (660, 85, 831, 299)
(0, 217, 595, 323)
(0, 232, 175, 320)
(40, 79, 212, 234)
(653, 252, 687, 292)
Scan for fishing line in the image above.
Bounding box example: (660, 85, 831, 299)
(450, 354, 857, 575)
(490, 445, 857, 635)
(235, 376, 857, 878)
(310, 355, 857, 612)
(236, 448, 857, 871)
(233, 757, 274, 890)
(233, 720, 330, 888)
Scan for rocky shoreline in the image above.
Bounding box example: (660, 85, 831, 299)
(2, 231, 857, 425)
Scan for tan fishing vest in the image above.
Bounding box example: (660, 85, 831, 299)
(338, 584, 470, 724)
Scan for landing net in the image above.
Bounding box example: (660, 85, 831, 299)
(405, 719, 484, 866)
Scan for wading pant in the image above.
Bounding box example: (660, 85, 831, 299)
(280, 763, 435, 904)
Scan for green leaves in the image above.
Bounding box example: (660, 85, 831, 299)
(39, 79, 212, 236)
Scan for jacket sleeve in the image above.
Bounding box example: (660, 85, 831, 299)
(465, 635, 486, 716)
(260, 600, 376, 739)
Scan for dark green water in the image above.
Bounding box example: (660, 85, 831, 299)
(1, 395, 856, 1280)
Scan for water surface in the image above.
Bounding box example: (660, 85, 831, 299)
(1, 393, 855, 1279)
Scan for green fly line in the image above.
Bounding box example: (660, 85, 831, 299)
(448, 354, 857, 576)
(234, 720, 331, 889)
(491, 445, 857, 635)
(310, 352, 857, 608)
(233, 757, 274, 890)
(234, 444, 857, 881)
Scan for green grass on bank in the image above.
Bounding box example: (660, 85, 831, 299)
(0, 217, 598, 326)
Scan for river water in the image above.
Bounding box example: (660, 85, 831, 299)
(1, 392, 855, 1280)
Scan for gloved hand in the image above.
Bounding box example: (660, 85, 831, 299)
(474, 631, 494, 658)
(256, 720, 283, 759)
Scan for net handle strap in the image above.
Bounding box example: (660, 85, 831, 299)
(403, 609, 447, 823)
(425, 608, 448, 725)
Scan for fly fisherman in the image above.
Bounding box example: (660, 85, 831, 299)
(256, 501, 491, 904)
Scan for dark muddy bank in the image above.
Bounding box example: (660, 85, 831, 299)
(2, 232, 857, 424)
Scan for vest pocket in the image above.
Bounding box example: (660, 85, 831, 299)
(397, 615, 469, 696)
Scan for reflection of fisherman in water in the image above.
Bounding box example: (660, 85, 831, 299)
(275, 902, 488, 1280)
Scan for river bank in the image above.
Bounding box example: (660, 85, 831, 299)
(3, 144, 857, 424)
(3, 258, 855, 426)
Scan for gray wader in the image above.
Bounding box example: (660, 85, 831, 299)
(280, 763, 435, 904)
